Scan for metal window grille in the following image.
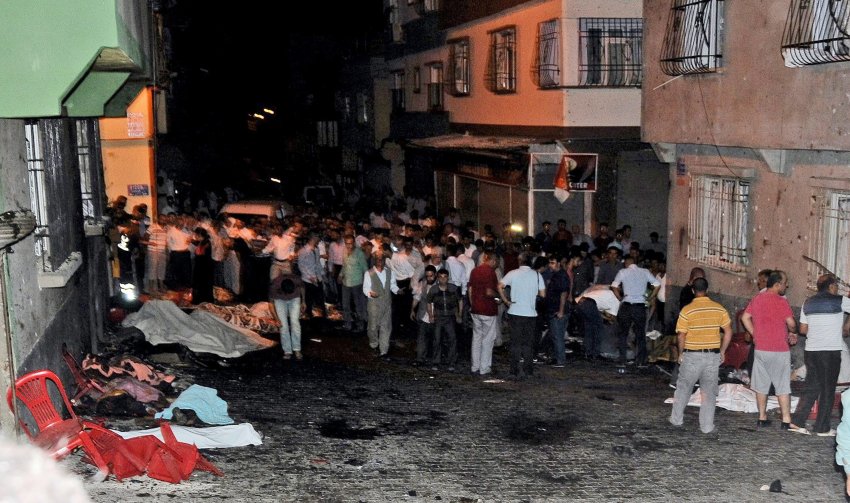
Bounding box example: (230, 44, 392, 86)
(75, 119, 96, 221)
(486, 27, 516, 93)
(688, 175, 749, 272)
(808, 188, 850, 292)
(317, 121, 338, 147)
(782, 0, 850, 67)
(413, 0, 439, 15)
(534, 19, 561, 88)
(447, 40, 470, 96)
(660, 0, 724, 76)
(388, 0, 403, 43)
(391, 71, 406, 111)
(25, 121, 51, 264)
(579, 18, 643, 87)
(357, 93, 370, 124)
(427, 63, 444, 111)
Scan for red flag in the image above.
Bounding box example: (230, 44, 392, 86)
(553, 155, 574, 203)
(554, 155, 569, 190)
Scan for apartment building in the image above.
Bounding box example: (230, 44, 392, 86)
(381, 0, 667, 242)
(643, 0, 850, 312)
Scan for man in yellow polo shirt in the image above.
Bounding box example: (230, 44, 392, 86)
(669, 277, 732, 433)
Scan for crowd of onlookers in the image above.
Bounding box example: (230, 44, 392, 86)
(103, 188, 669, 372)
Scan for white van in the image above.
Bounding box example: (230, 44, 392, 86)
(218, 199, 294, 223)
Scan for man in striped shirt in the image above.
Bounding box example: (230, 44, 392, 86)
(669, 277, 732, 434)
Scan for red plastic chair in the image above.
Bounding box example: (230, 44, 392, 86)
(61, 343, 106, 403)
(6, 369, 111, 474)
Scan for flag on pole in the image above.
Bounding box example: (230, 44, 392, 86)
(553, 155, 575, 203)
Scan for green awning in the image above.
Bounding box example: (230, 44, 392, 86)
(0, 0, 152, 118)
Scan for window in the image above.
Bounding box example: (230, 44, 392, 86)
(782, 0, 850, 67)
(317, 121, 338, 147)
(660, 0, 725, 76)
(74, 119, 101, 224)
(579, 18, 643, 87)
(427, 62, 444, 111)
(25, 119, 83, 285)
(486, 27, 517, 93)
(534, 19, 560, 88)
(447, 39, 470, 96)
(25, 121, 50, 262)
(413, 0, 439, 14)
(357, 92, 370, 124)
(413, 66, 421, 93)
(388, 0, 403, 43)
(391, 70, 406, 111)
(808, 188, 850, 292)
(688, 175, 749, 272)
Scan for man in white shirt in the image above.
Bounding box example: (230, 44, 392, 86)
(611, 255, 661, 367)
(498, 252, 546, 378)
(575, 285, 621, 360)
(788, 274, 850, 436)
(327, 228, 345, 303)
(445, 243, 469, 295)
(389, 236, 421, 336)
(263, 221, 302, 278)
(165, 216, 192, 290)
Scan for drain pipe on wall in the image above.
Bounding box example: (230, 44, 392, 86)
(0, 250, 19, 438)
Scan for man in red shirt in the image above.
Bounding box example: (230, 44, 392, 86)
(468, 251, 500, 376)
(741, 270, 798, 429)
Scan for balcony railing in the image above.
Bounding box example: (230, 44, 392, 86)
(782, 0, 850, 67)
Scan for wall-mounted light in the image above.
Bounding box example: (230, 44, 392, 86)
(270, 177, 281, 184)
(263, 108, 275, 115)
(510, 223, 523, 233)
(252, 113, 265, 120)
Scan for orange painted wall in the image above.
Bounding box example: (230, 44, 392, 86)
(99, 87, 156, 214)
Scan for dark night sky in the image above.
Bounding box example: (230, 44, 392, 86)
(169, 2, 384, 118)
(158, 1, 384, 190)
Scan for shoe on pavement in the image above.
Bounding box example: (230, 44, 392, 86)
(294, 351, 303, 361)
(787, 425, 811, 435)
(756, 419, 773, 427)
(552, 363, 565, 368)
(283, 353, 292, 360)
(816, 429, 837, 437)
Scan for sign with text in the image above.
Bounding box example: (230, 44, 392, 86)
(128, 184, 150, 196)
(563, 154, 598, 192)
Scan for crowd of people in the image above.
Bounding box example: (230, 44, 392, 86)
(105, 190, 673, 378)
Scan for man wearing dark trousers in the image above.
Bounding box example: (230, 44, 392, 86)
(427, 269, 462, 371)
(612, 255, 660, 367)
(498, 252, 546, 379)
(788, 274, 850, 436)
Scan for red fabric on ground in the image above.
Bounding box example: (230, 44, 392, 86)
(87, 423, 222, 482)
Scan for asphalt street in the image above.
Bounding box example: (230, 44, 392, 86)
(76, 321, 848, 502)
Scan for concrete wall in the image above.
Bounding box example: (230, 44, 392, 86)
(0, 118, 110, 434)
(665, 146, 850, 315)
(616, 149, 669, 252)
